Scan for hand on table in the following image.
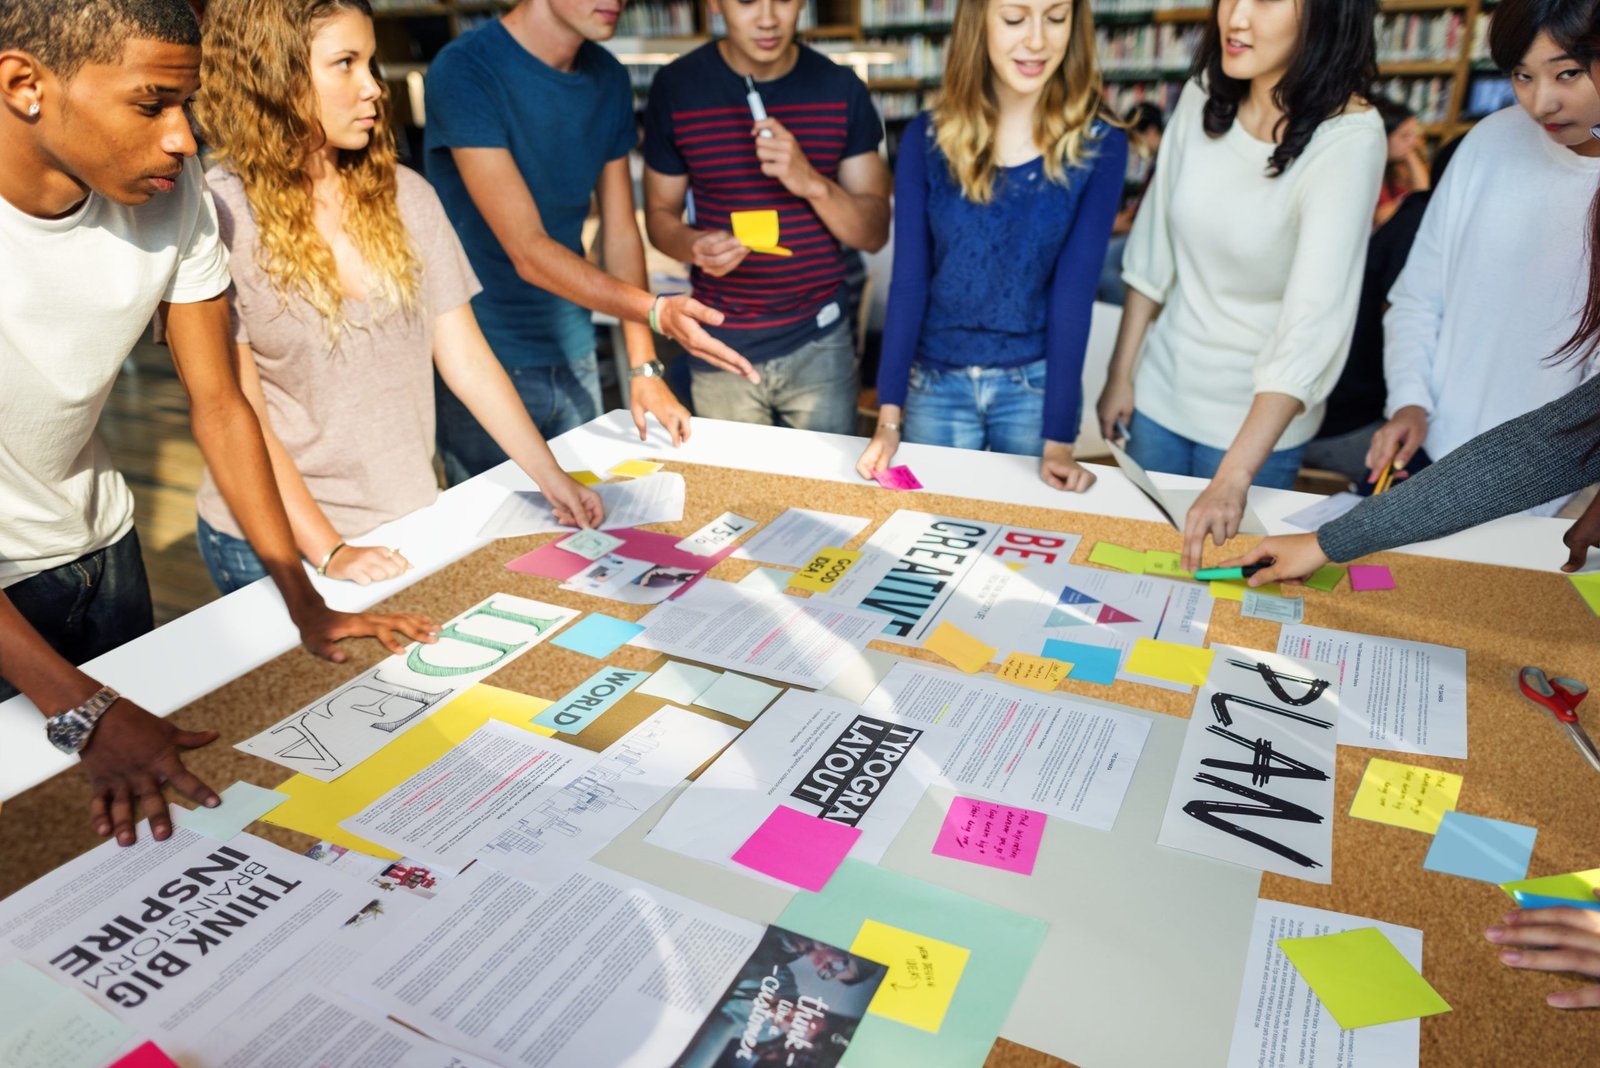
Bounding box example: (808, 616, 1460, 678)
(689, 230, 750, 278)
(324, 543, 411, 586)
(543, 471, 606, 529)
(291, 602, 439, 662)
(655, 295, 760, 383)
(1181, 473, 1250, 572)
(1486, 897, 1600, 1008)
(1365, 405, 1428, 481)
(79, 697, 220, 846)
(1561, 491, 1600, 572)
(856, 419, 901, 480)
(629, 375, 692, 447)
(752, 119, 826, 201)
(1039, 440, 1096, 492)
(1218, 533, 1330, 586)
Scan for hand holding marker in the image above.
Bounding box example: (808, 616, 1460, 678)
(745, 75, 774, 137)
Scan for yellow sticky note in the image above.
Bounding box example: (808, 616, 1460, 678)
(1123, 638, 1213, 686)
(996, 653, 1071, 692)
(1572, 572, 1600, 617)
(1277, 927, 1451, 1030)
(1500, 868, 1600, 904)
(1210, 580, 1281, 601)
(850, 918, 971, 1033)
(608, 459, 663, 478)
(924, 621, 996, 674)
(262, 684, 555, 856)
(569, 470, 602, 486)
(1004, 561, 1028, 572)
(1144, 551, 1192, 579)
(1348, 758, 1463, 834)
(730, 209, 792, 256)
(1089, 542, 1146, 574)
(787, 547, 862, 593)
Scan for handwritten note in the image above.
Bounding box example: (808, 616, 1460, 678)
(732, 804, 860, 890)
(851, 919, 972, 1033)
(1089, 542, 1146, 574)
(1144, 551, 1191, 579)
(995, 653, 1070, 692)
(873, 465, 924, 490)
(1348, 758, 1463, 834)
(1123, 638, 1214, 687)
(1349, 564, 1396, 592)
(557, 528, 625, 561)
(788, 547, 862, 593)
(925, 621, 996, 673)
(1276, 927, 1451, 1030)
(933, 796, 1047, 875)
(1241, 589, 1305, 624)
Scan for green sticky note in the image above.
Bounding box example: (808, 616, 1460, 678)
(173, 781, 288, 840)
(1143, 551, 1191, 579)
(1305, 565, 1346, 592)
(1276, 927, 1451, 1030)
(1088, 542, 1147, 574)
(1571, 572, 1600, 617)
(1500, 868, 1600, 905)
(778, 860, 1045, 1066)
(0, 960, 132, 1068)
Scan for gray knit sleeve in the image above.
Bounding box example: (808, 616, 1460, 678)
(1317, 374, 1600, 562)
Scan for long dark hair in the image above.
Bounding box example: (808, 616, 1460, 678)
(1190, 0, 1379, 176)
(1556, 16, 1600, 366)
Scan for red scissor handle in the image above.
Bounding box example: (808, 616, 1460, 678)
(1521, 667, 1587, 723)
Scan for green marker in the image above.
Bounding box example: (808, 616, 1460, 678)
(1194, 562, 1272, 581)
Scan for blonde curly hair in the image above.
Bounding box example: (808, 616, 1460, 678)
(932, 0, 1109, 204)
(196, 0, 420, 332)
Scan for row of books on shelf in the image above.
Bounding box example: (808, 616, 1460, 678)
(1096, 24, 1203, 73)
(859, 0, 957, 28)
(1371, 75, 1452, 123)
(617, 0, 697, 37)
(1103, 79, 1184, 118)
(864, 34, 947, 82)
(1375, 12, 1465, 64)
(370, 0, 447, 9)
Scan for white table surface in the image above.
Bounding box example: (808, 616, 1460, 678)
(1, 412, 1581, 801)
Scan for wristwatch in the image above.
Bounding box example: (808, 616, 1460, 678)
(44, 685, 120, 754)
(629, 360, 667, 380)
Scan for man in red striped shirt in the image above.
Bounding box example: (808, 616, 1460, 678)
(643, 0, 890, 434)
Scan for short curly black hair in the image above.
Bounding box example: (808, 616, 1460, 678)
(0, 0, 199, 81)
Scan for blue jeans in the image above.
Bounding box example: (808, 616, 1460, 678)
(1125, 410, 1305, 489)
(436, 354, 602, 486)
(0, 528, 154, 701)
(902, 358, 1053, 457)
(690, 323, 857, 434)
(197, 516, 269, 595)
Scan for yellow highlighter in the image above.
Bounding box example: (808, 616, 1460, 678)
(730, 209, 792, 257)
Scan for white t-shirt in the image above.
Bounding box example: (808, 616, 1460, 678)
(1122, 81, 1387, 451)
(0, 156, 229, 587)
(1383, 105, 1598, 515)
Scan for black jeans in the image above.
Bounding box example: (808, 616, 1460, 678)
(0, 528, 154, 701)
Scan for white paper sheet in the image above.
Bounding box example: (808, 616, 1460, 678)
(477, 473, 687, 537)
(339, 722, 587, 870)
(631, 579, 882, 688)
(1108, 440, 1267, 535)
(559, 553, 703, 605)
(1283, 491, 1364, 532)
(731, 508, 869, 567)
(347, 863, 762, 1068)
(0, 829, 370, 1063)
(1157, 645, 1342, 883)
(675, 511, 759, 556)
(201, 987, 490, 1068)
(1277, 625, 1468, 758)
(236, 593, 578, 781)
(1226, 899, 1422, 1068)
(476, 706, 740, 885)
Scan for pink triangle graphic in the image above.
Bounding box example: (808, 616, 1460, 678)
(1096, 604, 1139, 625)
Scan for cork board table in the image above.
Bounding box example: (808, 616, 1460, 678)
(2, 455, 1596, 1067)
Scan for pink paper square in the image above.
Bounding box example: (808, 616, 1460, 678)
(1349, 564, 1396, 591)
(111, 1043, 181, 1068)
(507, 528, 735, 584)
(872, 465, 923, 491)
(931, 796, 1047, 875)
(731, 805, 861, 891)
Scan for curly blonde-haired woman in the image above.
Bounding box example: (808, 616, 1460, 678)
(192, 0, 602, 591)
(856, 0, 1126, 493)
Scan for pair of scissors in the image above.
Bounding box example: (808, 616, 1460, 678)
(1519, 667, 1599, 773)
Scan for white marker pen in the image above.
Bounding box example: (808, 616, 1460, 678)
(744, 74, 774, 138)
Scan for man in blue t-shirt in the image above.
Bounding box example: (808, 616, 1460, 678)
(424, 0, 756, 482)
(641, 0, 888, 434)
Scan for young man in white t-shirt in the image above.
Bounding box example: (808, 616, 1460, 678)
(0, 0, 437, 847)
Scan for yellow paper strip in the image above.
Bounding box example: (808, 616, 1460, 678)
(1348, 757, 1463, 834)
(924, 621, 997, 674)
(787, 547, 862, 593)
(1088, 542, 1146, 574)
(1123, 638, 1214, 686)
(850, 918, 971, 1033)
(1210, 580, 1281, 601)
(1143, 551, 1192, 580)
(608, 459, 663, 478)
(996, 653, 1071, 692)
(261, 684, 556, 857)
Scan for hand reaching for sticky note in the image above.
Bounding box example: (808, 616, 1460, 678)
(689, 230, 750, 277)
(730, 209, 793, 257)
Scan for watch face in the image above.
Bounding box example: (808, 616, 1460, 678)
(46, 712, 91, 754)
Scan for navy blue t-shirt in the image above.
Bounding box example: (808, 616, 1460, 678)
(424, 23, 634, 369)
(642, 43, 882, 364)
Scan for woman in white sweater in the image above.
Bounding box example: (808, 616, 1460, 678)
(1365, 0, 1600, 515)
(1095, 0, 1386, 570)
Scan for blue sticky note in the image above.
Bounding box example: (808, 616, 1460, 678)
(1423, 811, 1537, 884)
(533, 667, 648, 734)
(1513, 891, 1600, 912)
(550, 613, 645, 659)
(1041, 640, 1121, 686)
(173, 781, 288, 840)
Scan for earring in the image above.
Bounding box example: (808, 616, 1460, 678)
(27, 103, 39, 116)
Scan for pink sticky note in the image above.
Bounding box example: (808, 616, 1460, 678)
(872, 465, 923, 491)
(111, 1043, 181, 1068)
(732, 804, 861, 891)
(932, 796, 1047, 875)
(507, 528, 735, 585)
(1349, 564, 1396, 591)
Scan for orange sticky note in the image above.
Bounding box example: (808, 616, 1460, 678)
(924, 622, 996, 674)
(1123, 638, 1213, 686)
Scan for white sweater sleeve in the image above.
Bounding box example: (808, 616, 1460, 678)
(1380, 149, 1461, 417)
(1121, 82, 1198, 304)
(1251, 122, 1386, 406)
